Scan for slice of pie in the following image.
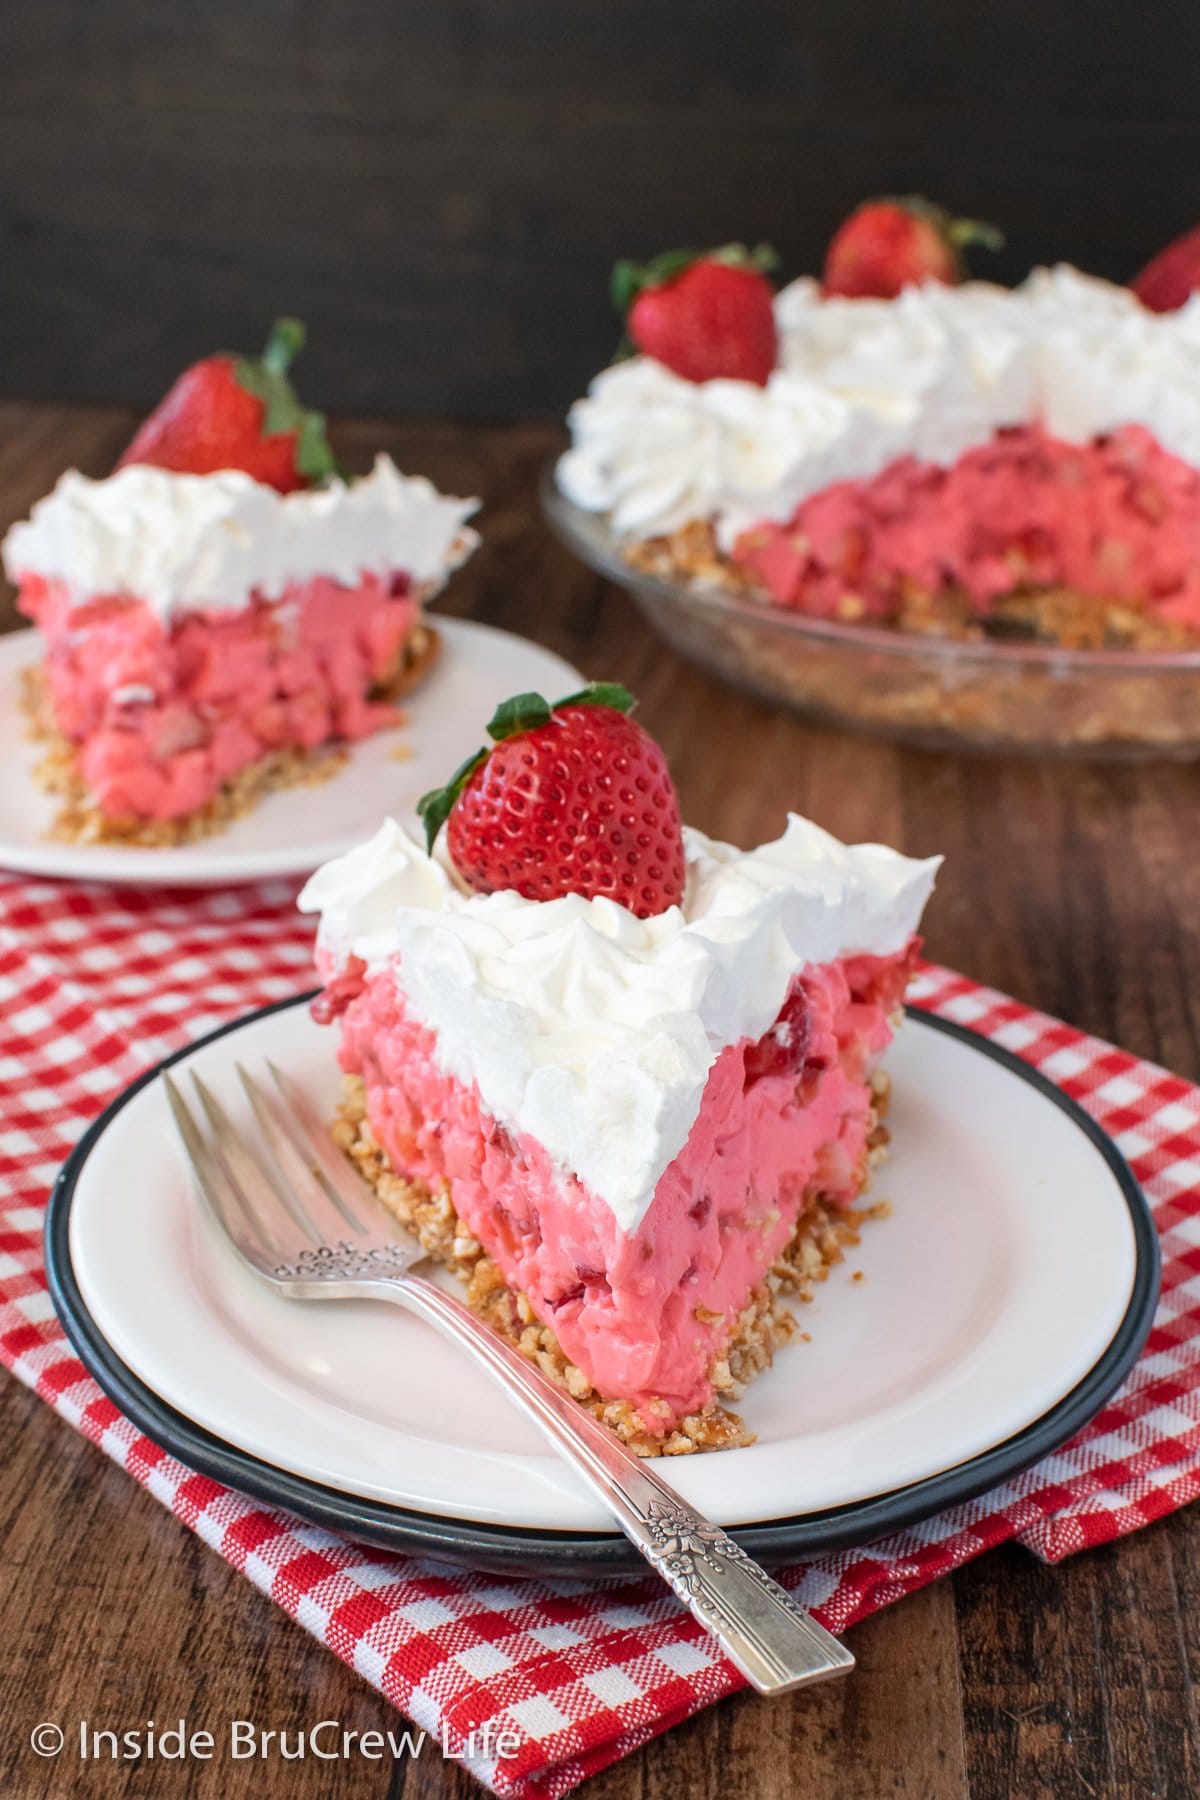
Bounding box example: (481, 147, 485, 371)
(3, 320, 477, 845)
(301, 683, 938, 1453)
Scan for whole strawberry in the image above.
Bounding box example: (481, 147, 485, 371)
(418, 683, 686, 918)
(118, 318, 338, 491)
(1133, 224, 1200, 313)
(612, 244, 779, 385)
(822, 197, 1003, 299)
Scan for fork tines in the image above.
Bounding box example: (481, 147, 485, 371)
(163, 1065, 411, 1279)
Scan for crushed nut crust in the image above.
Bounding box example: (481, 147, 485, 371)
(625, 523, 1200, 652)
(622, 522, 1200, 753)
(20, 624, 440, 848)
(333, 1071, 888, 1457)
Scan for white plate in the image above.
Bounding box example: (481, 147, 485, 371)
(63, 999, 1146, 1535)
(0, 621, 581, 887)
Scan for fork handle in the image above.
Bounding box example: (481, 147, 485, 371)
(380, 1274, 854, 1694)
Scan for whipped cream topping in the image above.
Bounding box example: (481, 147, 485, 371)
(2, 456, 479, 619)
(557, 265, 1200, 546)
(299, 816, 939, 1233)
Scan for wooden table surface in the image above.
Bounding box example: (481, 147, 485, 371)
(2, 403, 1199, 1800)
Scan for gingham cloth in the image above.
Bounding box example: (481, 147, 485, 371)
(2, 872, 1197, 1797)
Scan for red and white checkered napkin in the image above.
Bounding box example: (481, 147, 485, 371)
(2, 873, 1199, 1797)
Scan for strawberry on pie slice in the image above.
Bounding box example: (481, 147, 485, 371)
(3, 320, 478, 845)
(301, 685, 939, 1453)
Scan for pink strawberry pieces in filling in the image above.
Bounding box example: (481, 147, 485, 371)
(16, 571, 419, 820)
(321, 937, 918, 1436)
(733, 423, 1200, 631)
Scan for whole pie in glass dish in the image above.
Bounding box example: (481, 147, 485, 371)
(548, 236, 1200, 758)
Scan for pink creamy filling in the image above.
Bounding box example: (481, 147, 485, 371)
(323, 942, 916, 1431)
(17, 572, 419, 820)
(733, 423, 1200, 629)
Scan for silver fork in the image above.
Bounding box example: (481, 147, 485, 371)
(164, 1060, 855, 1695)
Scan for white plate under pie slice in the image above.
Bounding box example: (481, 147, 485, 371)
(0, 620, 581, 887)
(48, 995, 1158, 1572)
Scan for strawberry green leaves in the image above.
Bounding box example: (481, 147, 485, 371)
(485, 692, 554, 742)
(233, 318, 342, 484)
(891, 197, 1004, 255)
(261, 317, 306, 377)
(554, 681, 636, 714)
(415, 748, 488, 854)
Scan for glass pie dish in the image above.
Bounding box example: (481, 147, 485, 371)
(542, 466, 1200, 761)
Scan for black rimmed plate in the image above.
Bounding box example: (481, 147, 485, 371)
(46, 995, 1159, 1577)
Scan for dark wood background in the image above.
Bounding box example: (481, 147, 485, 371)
(4, 0, 1200, 419)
